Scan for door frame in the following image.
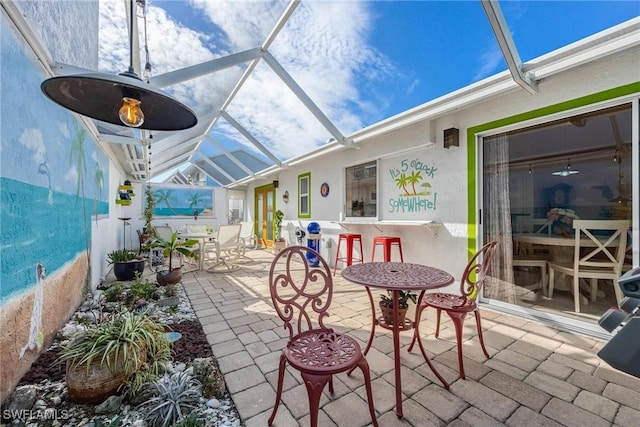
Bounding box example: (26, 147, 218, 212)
(254, 183, 276, 247)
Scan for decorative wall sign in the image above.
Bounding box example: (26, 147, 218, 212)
(320, 182, 330, 197)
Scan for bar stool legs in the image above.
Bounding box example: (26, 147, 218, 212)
(371, 236, 404, 262)
(333, 233, 364, 275)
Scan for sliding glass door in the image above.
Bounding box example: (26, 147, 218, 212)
(481, 104, 635, 324)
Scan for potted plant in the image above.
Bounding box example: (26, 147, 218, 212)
(272, 209, 286, 254)
(144, 231, 199, 286)
(379, 290, 417, 326)
(108, 249, 145, 281)
(57, 310, 170, 403)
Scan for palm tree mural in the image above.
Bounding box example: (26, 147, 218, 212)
(394, 173, 410, 196)
(68, 120, 91, 290)
(407, 171, 422, 195)
(154, 189, 182, 215)
(69, 122, 87, 205)
(92, 159, 104, 220)
(188, 193, 203, 216)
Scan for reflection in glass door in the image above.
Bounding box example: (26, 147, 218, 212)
(255, 184, 275, 247)
(481, 104, 634, 325)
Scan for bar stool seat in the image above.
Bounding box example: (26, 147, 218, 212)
(371, 236, 404, 262)
(333, 233, 364, 275)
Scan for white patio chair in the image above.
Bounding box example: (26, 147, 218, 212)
(513, 217, 550, 294)
(205, 224, 243, 272)
(548, 220, 629, 313)
(239, 221, 259, 253)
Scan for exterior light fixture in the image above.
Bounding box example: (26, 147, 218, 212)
(40, 0, 197, 131)
(282, 191, 290, 204)
(552, 159, 579, 176)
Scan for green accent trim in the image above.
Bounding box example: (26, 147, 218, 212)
(298, 172, 311, 219)
(466, 82, 640, 258)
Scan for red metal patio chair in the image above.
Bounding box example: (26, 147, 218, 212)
(268, 246, 379, 427)
(408, 241, 498, 379)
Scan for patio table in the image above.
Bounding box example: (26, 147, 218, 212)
(342, 262, 454, 418)
(178, 231, 215, 271)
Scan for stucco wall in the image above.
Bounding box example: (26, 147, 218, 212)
(248, 50, 639, 282)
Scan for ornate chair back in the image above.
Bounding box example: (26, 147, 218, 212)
(457, 240, 498, 307)
(269, 246, 333, 340)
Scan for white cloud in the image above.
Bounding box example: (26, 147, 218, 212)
(65, 165, 78, 184)
(19, 128, 46, 164)
(474, 47, 504, 81)
(98, 0, 394, 162)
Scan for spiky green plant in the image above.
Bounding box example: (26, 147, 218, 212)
(57, 310, 167, 378)
(138, 371, 202, 427)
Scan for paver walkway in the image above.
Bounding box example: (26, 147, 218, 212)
(181, 249, 640, 427)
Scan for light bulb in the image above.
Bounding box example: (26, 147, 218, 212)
(118, 97, 144, 127)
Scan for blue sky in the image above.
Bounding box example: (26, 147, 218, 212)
(98, 1, 639, 167)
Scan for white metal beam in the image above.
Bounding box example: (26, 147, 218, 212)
(220, 111, 282, 165)
(151, 48, 264, 88)
(205, 135, 255, 176)
(193, 152, 236, 184)
(481, 0, 538, 94)
(262, 51, 351, 145)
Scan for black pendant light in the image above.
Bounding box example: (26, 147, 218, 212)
(41, 0, 197, 131)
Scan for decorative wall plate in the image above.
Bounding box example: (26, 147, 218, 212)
(320, 182, 330, 197)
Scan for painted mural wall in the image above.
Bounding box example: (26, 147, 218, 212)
(147, 185, 214, 218)
(0, 10, 108, 402)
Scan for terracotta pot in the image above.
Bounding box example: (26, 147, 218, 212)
(113, 260, 145, 281)
(65, 347, 146, 404)
(157, 267, 182, 286)
(271, 240, 286, 255)
(379, 302, 408, 326)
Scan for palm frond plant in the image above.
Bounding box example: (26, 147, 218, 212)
(143, 231, 198, 273)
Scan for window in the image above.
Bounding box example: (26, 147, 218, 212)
(346, 161, 377, 217)
(298, 172, 310, 218)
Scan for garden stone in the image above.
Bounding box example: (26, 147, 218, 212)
(94, 395, 124, 414)
(193, 357, 225, 398)
(207, 398, 221, 408)
(128, 383, 158, 407)
(6, 385, 37, 412)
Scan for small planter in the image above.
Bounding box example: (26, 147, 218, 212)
(379, 302, 408, 326)
(113, 259, 145, 281)
(272, 240, 286, 255)
(157, 267, 182, 286)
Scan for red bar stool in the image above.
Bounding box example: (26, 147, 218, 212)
(333, 233, 364, 275)
(371, 236, 404, 262)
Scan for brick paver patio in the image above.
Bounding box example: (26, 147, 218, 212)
(181, 249, 640, 427)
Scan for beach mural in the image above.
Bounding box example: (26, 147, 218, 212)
(382, 154, 439, 220)
(147, 185, 214, 218)
(0, 20, 109, 331)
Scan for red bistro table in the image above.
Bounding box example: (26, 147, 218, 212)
(342, 262, 454, 418)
